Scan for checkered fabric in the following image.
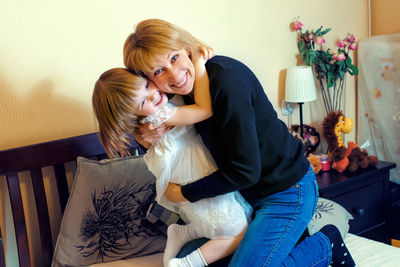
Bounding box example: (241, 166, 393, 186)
(146, 198, 180, 235)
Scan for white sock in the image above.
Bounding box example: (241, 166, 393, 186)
(168, 248, 208, 267)
(163, 224, 201, 267)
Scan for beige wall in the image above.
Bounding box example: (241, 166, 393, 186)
(371, 0, 400, 35)
(0, 0, 368, 151)
(0, 0, 368, 266)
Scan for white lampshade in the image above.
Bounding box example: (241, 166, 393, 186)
(285, 66, 317, 103)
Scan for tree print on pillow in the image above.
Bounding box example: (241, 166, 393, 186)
(75, 182, 161, 262)
(313, 199, 335, 220)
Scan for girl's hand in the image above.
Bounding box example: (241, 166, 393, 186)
(199, 46, 215, 62)
(164, 183, 188, 203)
(195, 46, 215, 76)
(133, 123, 172, 148)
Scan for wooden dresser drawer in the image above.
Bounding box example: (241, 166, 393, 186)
(328, 180, 384, 234)
(317, 161, 396, 243)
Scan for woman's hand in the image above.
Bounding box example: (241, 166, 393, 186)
(164, 183, 188, 203)
(133, 123, 172, 149)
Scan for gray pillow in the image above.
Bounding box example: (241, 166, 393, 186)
(307, 197, 354, 238)
(52, 155, 166, 267)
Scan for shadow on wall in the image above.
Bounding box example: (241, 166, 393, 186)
(278, 69, 286, 110)
(0, 73, 96, 151)
(0, 73, 96, 266)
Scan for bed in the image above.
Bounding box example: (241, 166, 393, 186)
(0, 132, 399, 267)
(90, 233, 400, 267)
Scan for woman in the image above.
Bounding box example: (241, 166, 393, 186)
(123, 18, 354, 267)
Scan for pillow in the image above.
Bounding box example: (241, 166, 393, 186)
(307, 197, 354, 238)
(52, 155, 167, 267)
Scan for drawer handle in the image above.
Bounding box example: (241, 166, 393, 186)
(353, 208, 365, 216)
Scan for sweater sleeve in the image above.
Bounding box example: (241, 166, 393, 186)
(181, 64, 262, 202)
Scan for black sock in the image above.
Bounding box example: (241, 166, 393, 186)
(320, 224, 355, 267)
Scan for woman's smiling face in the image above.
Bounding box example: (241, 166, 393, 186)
(146, 49, 195, 95)
(132, 79, 168, 116)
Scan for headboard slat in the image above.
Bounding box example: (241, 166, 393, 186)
(6, 173, 31, 267)
(30, 168, 53, 267)
(0, 228, 5, 267)
(53, 164, 69, 214)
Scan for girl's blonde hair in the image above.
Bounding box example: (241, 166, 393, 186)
(92, 68, 145, 159)
(123, 18, 210, 74)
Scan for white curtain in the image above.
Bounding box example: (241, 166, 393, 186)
(358, 33, 400, 183)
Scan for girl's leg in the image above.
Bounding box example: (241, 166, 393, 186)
(164, 224, 202, 266)
(229, 168, 323, 266)
(169, 229, 246, 267)
(200, 228, 246, 264)
(177, 238, 232, 267)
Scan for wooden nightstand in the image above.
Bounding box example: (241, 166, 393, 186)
(317, 161, 396, 244)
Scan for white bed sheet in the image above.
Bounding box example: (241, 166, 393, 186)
(345, 233, 400, 266)
(91, 234, 400, 267)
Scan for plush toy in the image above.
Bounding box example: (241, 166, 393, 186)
(321, 111, 353, 154)
(331, 142, 357, 173)
(346, 141, 379, 172)
(290, 124, 320, 156)
(322, 111, 378, 173)
(307, 153, 322, 174)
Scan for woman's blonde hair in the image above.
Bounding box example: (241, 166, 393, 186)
(92, 68, 145, 159)
(123, 18, 209, 74)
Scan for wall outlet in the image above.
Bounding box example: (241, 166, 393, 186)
(281, 100, 294, 116)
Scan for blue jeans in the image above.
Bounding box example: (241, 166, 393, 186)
(178, 167, 332, 266)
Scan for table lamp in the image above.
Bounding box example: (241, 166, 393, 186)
(285, 66, 317, 138)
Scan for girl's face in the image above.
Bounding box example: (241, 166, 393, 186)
(146, 49, 195, 95)
(132, 80, 168, 116)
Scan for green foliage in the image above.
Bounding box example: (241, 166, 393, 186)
(292, 21, 359, 113)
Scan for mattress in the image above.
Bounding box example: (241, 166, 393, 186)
(91, 234, 400, 267)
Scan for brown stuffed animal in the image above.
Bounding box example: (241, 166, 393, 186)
(322, 111, 353, 154)
(290, 124, 320, 157)
(331, 141, 379, 173)
(346, 141, 379, 172)
(331, 147, 349, 173)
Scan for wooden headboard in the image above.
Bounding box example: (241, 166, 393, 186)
(0, 133, 139, 267)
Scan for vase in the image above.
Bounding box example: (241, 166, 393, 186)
(310, 76, 346, 154)
(318, 77, 346, 115)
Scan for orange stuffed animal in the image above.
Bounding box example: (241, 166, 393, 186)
(307, 154, 322, 174)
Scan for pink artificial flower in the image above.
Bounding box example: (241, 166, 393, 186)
(293, 21, 303, 31)
(315, 36, 326, 46)
(349, 43, 358, 50)
(333, 53, 346, 62)
(343, 40, 349, 47)
(346, 34, 356, 43)
(337, 40, 345, 48)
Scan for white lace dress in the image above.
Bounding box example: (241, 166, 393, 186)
(142, 96, 252, 239)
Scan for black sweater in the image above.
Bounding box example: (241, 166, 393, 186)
(181, 56, 309, 206)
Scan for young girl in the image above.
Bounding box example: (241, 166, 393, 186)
(92, 51, 252, 267)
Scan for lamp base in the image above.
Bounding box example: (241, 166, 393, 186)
(298, 102, 304, 139)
